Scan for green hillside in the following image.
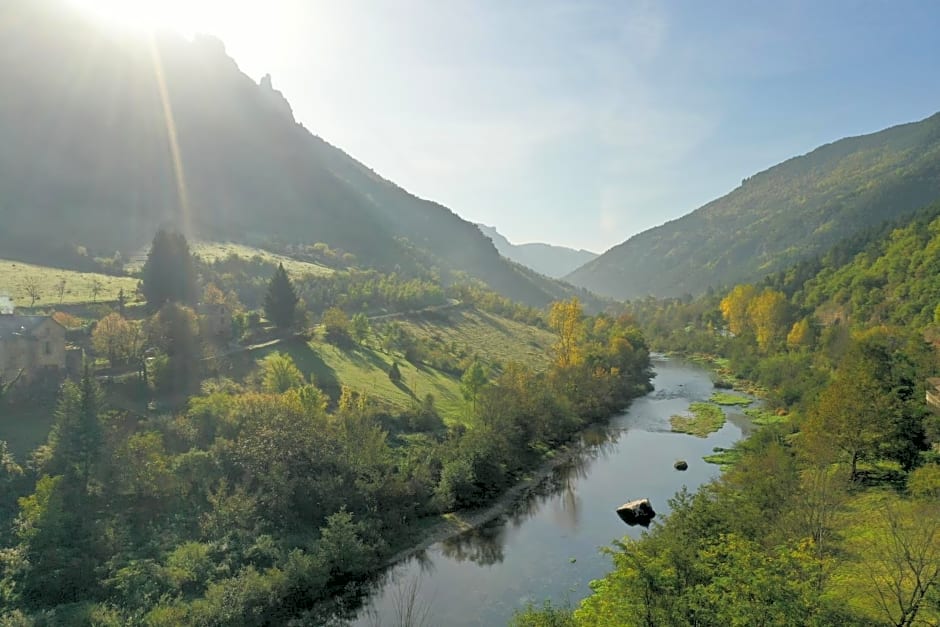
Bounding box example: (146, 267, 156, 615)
(567, 111, 940, 300)
(211, 306, 555, 426)
(798, 200, 940, 329)
(244, 340, 467, 422)
(394, 307, 555, 371)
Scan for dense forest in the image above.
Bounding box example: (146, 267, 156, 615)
(517, 202, 940, 625)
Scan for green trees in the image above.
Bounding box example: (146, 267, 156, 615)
(802, 360, 889, 481)
(0, 440, 24, 540)
(321, 307, 351, 344)
(147, 303, 202, 393)
(259, 352, 305, 394)
(140, 229, 199, 308)
(836, 495, 940, 626)
(7, 371, 107, 608)
(0, 289, 654, 622)
(350, 312, 370, 345)
(263, 263, 299, 329)
(803, 329, 934, 479)
(460, 361, 488, 417)
(46, 370, 103, 488)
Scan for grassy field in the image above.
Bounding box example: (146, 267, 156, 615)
(670, 402, 727, 437)
(242, 339, 466, 422)
(226, 308, 556, 425)
(0, 259, 140, 308)
(192, 241, 333, 277)
(395, 308, 554, 371)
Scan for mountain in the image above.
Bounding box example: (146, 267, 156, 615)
(476, 224, 598, 279)
(566, 112, 940, 300)
(0, 0, 590, 308)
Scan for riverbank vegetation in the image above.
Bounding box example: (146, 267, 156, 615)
(0, 231, 653, 625)
(516, 205, 940, 626)
(708, 391, 752, 406)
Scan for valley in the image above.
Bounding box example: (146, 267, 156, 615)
(1, 1, 939, 625)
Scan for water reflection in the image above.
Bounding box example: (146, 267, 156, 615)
(440, 521, 506, 565)
(352, 359, 751, 627)
(551, 470, 581, 531)
(412, 549, 435, 575)
(430, 427, 624, 567)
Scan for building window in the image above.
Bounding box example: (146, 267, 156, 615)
(44, 341, 52, 356)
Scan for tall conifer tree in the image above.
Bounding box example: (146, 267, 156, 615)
(140, 229, 198, 309)
(264, 263, 299, 328)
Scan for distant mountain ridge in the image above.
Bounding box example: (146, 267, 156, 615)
(0, 0, 594, 308)
(476, 224, 598, 279)
(566, 111, 940, 300)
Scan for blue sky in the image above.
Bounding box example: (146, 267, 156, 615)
(153, 0, 940, 252)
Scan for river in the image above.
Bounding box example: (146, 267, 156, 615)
(351, 357, 753, 626)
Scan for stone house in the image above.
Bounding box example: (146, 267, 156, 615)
(198, 302, 234, 341)
(0, 315, 67, 385)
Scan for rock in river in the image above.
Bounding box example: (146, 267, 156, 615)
(616, 499, 656, 526)
(674, 459, 688, 471)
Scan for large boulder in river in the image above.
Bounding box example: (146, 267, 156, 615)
(616, 499, 656, 526)
(674, 459, 688, 471)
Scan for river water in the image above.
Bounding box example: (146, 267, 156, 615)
(351, 357, 753, 626)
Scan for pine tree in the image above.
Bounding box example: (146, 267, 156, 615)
(49, 366, 103, 489)
(140, 229, 198, 309)
(264, 263, 299, 328)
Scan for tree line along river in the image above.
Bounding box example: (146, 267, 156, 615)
(351, 357, 754, 626)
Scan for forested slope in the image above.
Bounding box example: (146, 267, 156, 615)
(567, 111, 940, 300)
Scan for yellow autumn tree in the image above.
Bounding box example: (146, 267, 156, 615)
(92, 312, 141, 368)
(548, 298, 585, 368)
(786, 317, 814, 351)
(747, 288, 790, 352)
(719, 284, 757, 336)
(203, 282, 243, 313)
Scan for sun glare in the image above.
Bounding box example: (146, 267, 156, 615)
(68, 0, 225, 37)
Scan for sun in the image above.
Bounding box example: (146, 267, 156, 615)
(68, 0, 224, 37)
